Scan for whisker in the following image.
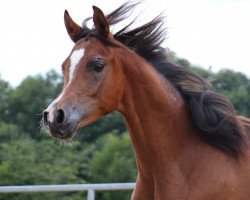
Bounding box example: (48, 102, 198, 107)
(54, 135, 77, 146)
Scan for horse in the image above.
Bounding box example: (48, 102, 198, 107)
(42, 2, 250, 200)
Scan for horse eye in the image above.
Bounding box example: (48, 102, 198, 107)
(61, 62, 66, 75)
(87, 58, 106, 73)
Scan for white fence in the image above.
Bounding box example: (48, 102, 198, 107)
(0, 183, 136, 200)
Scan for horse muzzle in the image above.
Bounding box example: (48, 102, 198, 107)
(42, 105, 82, 140)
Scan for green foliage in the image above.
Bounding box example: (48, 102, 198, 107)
(89, 133, 136, 183)
(0, 79, 13, 122)
(0, 132, 87, 199)
(7, 70, 63, 138)
(0, 122, 20, 142)
(212, 69, 250, 116)
(89, 133, 136, 200)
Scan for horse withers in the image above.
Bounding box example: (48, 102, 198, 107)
(42, 3, 250, 200)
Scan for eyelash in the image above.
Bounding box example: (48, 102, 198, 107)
(61, 66, 65, 75)
(87, 58, 106, 73)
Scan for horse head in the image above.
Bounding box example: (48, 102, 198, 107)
(42, 6, 124, 140)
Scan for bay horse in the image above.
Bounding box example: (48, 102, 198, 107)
(42, 3, 250, 200)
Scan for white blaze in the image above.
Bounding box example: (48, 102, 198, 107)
(69, 48, 85, 81)
(45, 48, 85, 123)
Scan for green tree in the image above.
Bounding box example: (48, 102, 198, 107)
(0, 79, 13, 122)
(213, 69, 250, 116)
(89, 133, 137, 200)
(7, 70, 62, 139)
(0, 122, 20, 142)
(0, 135, 86, 200)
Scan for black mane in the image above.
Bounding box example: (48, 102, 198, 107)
(82, 2, 247, 157)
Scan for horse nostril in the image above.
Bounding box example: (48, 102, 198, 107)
(43, 111, 48, 124)
(56, 109, 65, 124)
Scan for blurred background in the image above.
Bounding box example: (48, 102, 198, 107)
(0, 0, 250, 199)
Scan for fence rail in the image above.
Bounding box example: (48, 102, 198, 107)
(0, 183, 136, 200)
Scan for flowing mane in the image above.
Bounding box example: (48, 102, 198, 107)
(78, 2, 246, 157)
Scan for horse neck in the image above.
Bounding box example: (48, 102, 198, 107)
(116, 49, 196, 180)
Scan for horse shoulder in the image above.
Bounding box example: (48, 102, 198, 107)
(178, 132, 250, 200)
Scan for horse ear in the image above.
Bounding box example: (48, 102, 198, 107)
(92, 6, 110, 38)
(64, 10, 85, 43)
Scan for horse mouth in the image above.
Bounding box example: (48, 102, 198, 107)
(49, 126, 75, 140)
(41, 120, 78, 141)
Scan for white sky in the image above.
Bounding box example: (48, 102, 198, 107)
(0, 0, 250, 87)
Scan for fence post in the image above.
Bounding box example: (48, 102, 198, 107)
(87, 189, 95, 200)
